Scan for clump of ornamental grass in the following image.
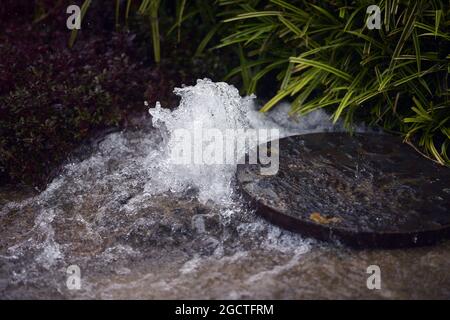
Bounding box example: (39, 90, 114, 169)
(215, 0, 449, 165)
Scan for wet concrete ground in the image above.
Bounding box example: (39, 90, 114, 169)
(1, 175, 450, 299)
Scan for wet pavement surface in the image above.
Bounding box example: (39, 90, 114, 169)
(1, 128, 450, 299)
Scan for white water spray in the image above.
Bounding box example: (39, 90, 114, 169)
(147, 78, 344, 204)
(147, 79, 255, 203)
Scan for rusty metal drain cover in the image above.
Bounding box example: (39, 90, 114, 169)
(236, 133, 450, 248)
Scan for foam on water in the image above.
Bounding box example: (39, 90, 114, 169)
(147, 78, 348, 204)
(147, 79, 255, 204)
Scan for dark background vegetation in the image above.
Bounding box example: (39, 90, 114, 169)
(0, 0, 233, 187)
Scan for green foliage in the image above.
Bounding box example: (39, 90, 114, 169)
(216, 0, 449, 165)
(72, 0, 221, 63)
(70, 0, 164, 61)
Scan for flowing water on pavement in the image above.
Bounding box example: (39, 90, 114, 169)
(1, 80, 449, 299)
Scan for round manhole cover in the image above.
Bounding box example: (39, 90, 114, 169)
(236, 133, 450, 248)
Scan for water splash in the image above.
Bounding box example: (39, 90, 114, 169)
(1, 79, 349, 298)
(147, 79, 255, 204)
(147, 78, 347, 204)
